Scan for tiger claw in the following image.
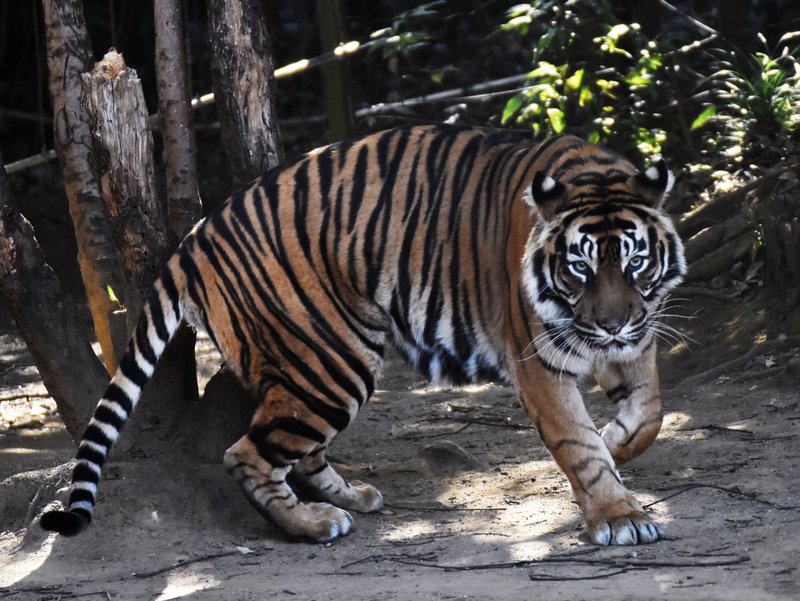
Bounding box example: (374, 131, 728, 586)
(588, 512, 663, 545)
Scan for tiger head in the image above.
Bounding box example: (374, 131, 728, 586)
(521, 158, 687, 365)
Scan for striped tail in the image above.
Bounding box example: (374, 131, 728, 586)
(40, 265, 185, 536)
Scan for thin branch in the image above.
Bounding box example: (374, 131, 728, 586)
(343, 549, 749, 572)
(657, 1, 719, 36)
(384, 502, 507, 512)
(0, 392, 51, 402)
(4, 69, 530, 175)
(132, 548, 268, 578)
(643, 482, 799, 510)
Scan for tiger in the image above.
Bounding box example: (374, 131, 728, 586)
(41, 124, 686, 546)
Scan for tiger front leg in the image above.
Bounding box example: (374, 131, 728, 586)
(595, 342, 663, 465)
(518, 374, 663, 545)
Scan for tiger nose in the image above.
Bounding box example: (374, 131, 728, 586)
(596, 315, 626, 335)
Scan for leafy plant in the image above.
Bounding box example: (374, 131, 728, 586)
(693, 31, 800, 164)
(500, 1, 669, 156)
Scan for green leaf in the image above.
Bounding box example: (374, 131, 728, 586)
(104, 284, 119, 304)
(547, 107, 565, 133)
(502, 92, 525, 124)
(565, 68, 584, 92)
(579, 85, 593, 107)
(690, 105, 717, 130)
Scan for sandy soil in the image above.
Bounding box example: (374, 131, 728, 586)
(1, 291, 799, 601)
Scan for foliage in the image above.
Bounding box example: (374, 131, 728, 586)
(693, 31, 800, 166)
(499, 1, 669, 157)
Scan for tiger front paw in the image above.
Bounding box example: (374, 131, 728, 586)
(587, 509, 663, 545)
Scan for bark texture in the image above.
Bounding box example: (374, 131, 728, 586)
(208, 0, 284, 183)
(154, 0, 202, 242)
(41, 0, 128, 373)
(82, 50, 170, 331)
(316, 0, 354, 142)
(199, 0, 286, 454)
(0, 148, 107, 442)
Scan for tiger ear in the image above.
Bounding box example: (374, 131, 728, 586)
(630, 159, 674, 208)
(523, 172, 567, 219)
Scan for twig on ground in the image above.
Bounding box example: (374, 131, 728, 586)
(643, 482, 798, 510)
(131, 548, 268, 578)
(528, 568, 631, 581)
(343, 548, 749, 572)
(384, 502, 507, 513)
(0, 392, 52, 402)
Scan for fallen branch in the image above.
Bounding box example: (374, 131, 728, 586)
(343, 548, 749, 572)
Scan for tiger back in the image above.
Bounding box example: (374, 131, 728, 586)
(41, 124, 685, 546)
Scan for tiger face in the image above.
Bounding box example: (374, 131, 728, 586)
(522, 160, 687, 367)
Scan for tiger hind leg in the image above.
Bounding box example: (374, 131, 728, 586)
(224, 437, 353, 542)
(290, 446, 383, 513)
(223, 384, 359, 542)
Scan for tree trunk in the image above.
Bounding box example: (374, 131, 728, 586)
(153, 0, 202, 448)
(207, 0, 283, 183)
(81, 50, 170, 331)
(316, 0, 354, 142)
(0, 147, 107, 443)
(196, 0, 287, 454)
(154, 0, 202, 242)
(81, 50, 200, 457)
(41, 0, 129, 374)
(760, 173, 800, 309)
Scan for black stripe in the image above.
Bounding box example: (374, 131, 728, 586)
(94, 405, 124, 431)
(119, 351, 148, 389)
(76, 444, 107, 467)
(160, 265, 181, 319)
(134, 320, 157, 366)
(347, 145, 369, 233)
(536, 354, 579, 379)
(82, 424, 113, 448)
(72, 462, 100, 484)
(104, 383, 134, 416)
(303, 461, 330, 477)
(148, 291, 170, 342)
(69, 489, 95, 504)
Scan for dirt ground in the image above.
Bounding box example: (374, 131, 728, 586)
(1, 290, 799, 601)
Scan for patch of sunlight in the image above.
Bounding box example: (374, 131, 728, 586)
(0, 447, 48, 455)
(661, 411, 692, 431)
(506, 539, 553, 561)
(382, 518, 440, 543)
(154, 571, 220, 601)
(0, 533, 55, 587)
(410, 382, 498, 395)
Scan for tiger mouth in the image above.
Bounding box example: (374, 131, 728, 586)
(571, 326, 648, 350)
